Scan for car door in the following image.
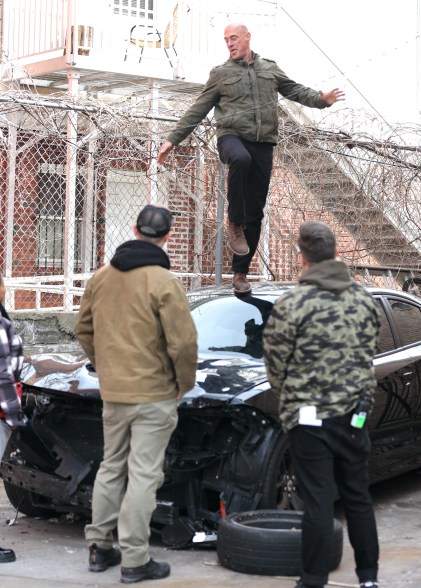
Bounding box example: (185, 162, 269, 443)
(369, 293, 421, 481)
(385, 294, 421, 419)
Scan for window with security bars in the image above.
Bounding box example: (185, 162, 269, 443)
(112, 0, 154, 19)
(36, 168, 85, 271)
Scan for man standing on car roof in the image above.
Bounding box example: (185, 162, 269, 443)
(75, 204, 198, 584)
(157, 23, 344, 296)
(0, 274, 26, 564)
(262, 221, 380, 588)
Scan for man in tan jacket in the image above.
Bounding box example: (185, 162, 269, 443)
(75, 204, 198, 584)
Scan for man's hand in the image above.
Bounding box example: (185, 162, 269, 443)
(157, 141, 174, 165)
(319, 88, 345, 106)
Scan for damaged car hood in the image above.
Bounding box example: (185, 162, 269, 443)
(20, 352, 269, 402)
(183, 355, 268, 404)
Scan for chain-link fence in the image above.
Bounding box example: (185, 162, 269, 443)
(0, 90, 420, 311)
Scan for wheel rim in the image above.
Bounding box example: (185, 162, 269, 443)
(276, 459, 304, 510)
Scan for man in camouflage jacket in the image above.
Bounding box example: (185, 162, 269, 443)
(263, 221, 380, 588)
(158, 23, 344, 295)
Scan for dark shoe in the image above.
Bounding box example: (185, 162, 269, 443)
(0, 547, 15, 563)
(121, 559, 170, 583)
(360, 582, 379, 588)
(226, 222, 249, 256)
(295, 581, 324, 588)
(89, 543, 121, 572)
(233, 272, 252, 295)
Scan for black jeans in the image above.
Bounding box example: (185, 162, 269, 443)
(288, 414, 379, 587)
(217, 135, 273, 274)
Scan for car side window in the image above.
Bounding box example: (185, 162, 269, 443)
(375, 298, 395, 354)
(388, 298, 421, 347)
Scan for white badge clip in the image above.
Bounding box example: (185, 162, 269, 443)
(298, 405, 322, 426)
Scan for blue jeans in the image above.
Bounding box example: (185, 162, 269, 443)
(288, 413, 379, 587)
(217, 135, 273, 274)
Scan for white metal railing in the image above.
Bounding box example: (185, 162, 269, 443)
(0, 0, 220, 79)
(2, 0, 67, 60)
(1, 0, 279, 83)
(4, 274, 90, 312)
(3, 271, 268, 312)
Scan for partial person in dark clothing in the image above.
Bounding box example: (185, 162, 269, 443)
(158, 23, 344, 295)
(263, 221, 380, 588)
(76, 205, 198, 584)
(0, 274, 26, 564)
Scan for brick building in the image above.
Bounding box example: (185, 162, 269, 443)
(1, 1, 420, 310)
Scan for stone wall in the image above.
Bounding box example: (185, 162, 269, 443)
(10, 311, 82, 355)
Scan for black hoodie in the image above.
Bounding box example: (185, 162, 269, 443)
(110, 240, 170, 272)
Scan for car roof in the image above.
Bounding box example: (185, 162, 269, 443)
(187, 281, 421, 305)
(365, 286, 421, 303)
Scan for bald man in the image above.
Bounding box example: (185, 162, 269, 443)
(158, 23, 344, 295)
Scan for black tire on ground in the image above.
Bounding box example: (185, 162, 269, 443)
(3, 481, 57, 518)
(217, 510, 343, 576)
(258, 434, 304, 511)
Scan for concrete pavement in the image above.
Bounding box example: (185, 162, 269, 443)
(0, 471, 421, 587)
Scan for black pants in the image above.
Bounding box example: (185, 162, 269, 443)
(288, 414, 379, 587)
(217, 135, 273, 274)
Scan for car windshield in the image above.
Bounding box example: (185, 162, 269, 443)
(191, 294, 278, 359)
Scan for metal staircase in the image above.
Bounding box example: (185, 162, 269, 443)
(276, 105, 421, 276)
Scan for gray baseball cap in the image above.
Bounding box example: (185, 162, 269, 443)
(136, 204, 173, 238)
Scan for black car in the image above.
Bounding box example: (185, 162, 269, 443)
(2, 283, 421, 548)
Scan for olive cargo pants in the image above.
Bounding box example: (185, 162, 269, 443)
(85, 398, 178, 567)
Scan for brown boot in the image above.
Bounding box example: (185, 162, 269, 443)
(233, 273, 251, 294)
(226, 222, 249, 256)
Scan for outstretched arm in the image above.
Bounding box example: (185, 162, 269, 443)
(274, 64, 344, 109)
(157, 141, 174, 165)
(319, 88, 345, 106)
(157, 69, 220, 162)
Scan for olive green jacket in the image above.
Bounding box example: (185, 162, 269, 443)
(167, 52, 328, 146)
(263, 260, 380, 431)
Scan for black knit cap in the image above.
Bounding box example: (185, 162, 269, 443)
(136, 204, 173, 238)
